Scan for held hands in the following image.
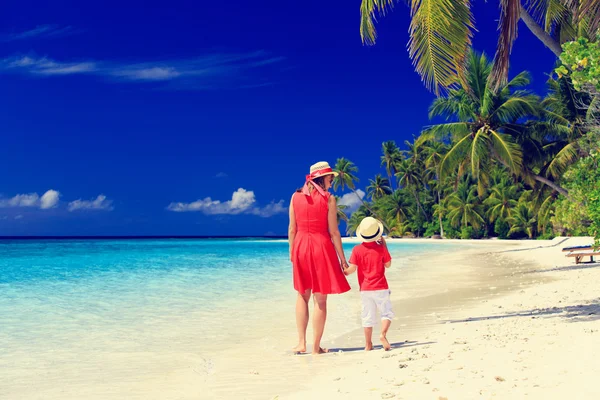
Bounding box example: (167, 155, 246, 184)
(341, 260, 355, 276)
(341, 260, 349, 273)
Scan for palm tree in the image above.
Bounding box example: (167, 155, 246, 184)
(346, 208, 370, 235)
(446, 177, 486, 229)
(334, 195, 349, 224)
(508, 202, 538, 238)
(423, 140, 449, 236)
(380, 190, 409, 224)
(538, 77, 592, 179)
(419, 51, 576, 197)
(334, 157, 391, 232)
(396, 158, 428, 219)
(381, 141, 403, 189)
(483, 182, 520, 223)
(357, 0, 593, 94)
(401, 139, 422, 164)
(367, 174, 392, 200)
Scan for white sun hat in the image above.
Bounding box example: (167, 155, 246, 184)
(356, 216, 384, 243)
(308, 161, 339, 179)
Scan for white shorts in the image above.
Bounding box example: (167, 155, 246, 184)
(360, 289, 394, 328)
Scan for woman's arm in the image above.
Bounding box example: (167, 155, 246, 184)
(288, 194, 297, 261)
(327, 195, 347, 269)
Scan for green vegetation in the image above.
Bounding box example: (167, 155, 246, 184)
(334, 50, 600, 240)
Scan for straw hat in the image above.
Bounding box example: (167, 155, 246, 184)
(309, 161, 339, 179)
(356, 217, 384, 243)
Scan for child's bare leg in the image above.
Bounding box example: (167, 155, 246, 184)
(293, 290, 311, 353)
(363, 327, 373, 351)
(380, 319, 391, 351)
(312, 293, 328, 354)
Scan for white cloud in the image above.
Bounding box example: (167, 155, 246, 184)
(0, 189, 61, 209)
(68, 194, 113, 212)
(14, 215, 23, 220)
(0, 193, 39, 207)
(250, 200, 287, 217)
(40, 190, 60, 209)
(1, 25, 75, 42)
(215, 172, 228, 178)
(0, 52, 283, 90)
(167, 188, 287, 217)
(338, 189, 365, 214)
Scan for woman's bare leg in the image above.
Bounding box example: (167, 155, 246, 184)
(293, 290, 311, 353)
(312, 293, 328, 354)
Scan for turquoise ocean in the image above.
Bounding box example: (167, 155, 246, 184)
(0, 238, 462, 399)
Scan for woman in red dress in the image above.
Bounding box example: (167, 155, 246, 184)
(288, 161, 351, 354)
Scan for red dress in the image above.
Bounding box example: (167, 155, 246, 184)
(291, 189, 351, 294)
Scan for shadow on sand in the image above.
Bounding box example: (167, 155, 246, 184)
(328, 340, 436, 354)
(443, 298, 600, 325)
(525, 262, 600, 274)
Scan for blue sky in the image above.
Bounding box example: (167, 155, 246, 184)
(0, 0, 558, 236)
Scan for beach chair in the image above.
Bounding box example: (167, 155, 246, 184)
(566, 251, 600, 264)
(562, 245, 593, 252)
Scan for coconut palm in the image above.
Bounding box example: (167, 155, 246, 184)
(357, 0, 596, 94)
(380, 190, 410, 224)
(445, 177, 486, 229)
(483, 182, 520, 223)
(396, 158, 428, 220)
(538, 77, 592, 179)
(334, 195, 349, 224)
(420, 51, 551, 196)
(423, 140, 449, 236)
(346, 207, 371, 235)
(401, 139, 422, 164)
(508, 202, 538, 238)
(381, 141, 403, 189)
(367, 174, 393, 200)
(334, 157, 391, 232)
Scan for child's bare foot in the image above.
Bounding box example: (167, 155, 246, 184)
(364, 342, 373, 351)
(380, 334, 391, 351)
(311, 347, 329, 355)
(292, 343, 306, 354)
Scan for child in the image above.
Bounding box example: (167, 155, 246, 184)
(344, 216, 393, 351)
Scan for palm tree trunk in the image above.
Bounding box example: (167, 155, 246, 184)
(519, 7, 563, 57)
(532, 174, 570, 197)
(412, 188, 428, 220)
(437, 190, 444, 238)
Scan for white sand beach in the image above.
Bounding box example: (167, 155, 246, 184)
(278, 236, 600, 400)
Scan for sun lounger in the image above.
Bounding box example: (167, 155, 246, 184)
(562, 245, 593, 252)
(566, 251, 600, 264)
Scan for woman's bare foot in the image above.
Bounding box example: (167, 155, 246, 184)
(364, 342, 373, 351)
(311, 347, 329, 355)
(292, 343, 306, 354)
(380, 334, 391, 351)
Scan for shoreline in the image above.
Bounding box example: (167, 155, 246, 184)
(202, 238, 554, 399)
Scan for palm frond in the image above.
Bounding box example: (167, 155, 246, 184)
(490, 94, 541, 122)
(545, 141, 580, 178)
(470, 128, 489, 182)
(490, 0, 521, 89)
(489, 129, 523, 173)
(408, 0, 475, 94)
(360, 0, 397, 45)
(439, 133, 473, 180)
(419, 122, 471, 144)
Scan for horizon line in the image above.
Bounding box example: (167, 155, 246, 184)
(0, 235, 289, 240)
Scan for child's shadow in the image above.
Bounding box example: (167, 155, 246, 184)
(329, 340, 435, 353)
